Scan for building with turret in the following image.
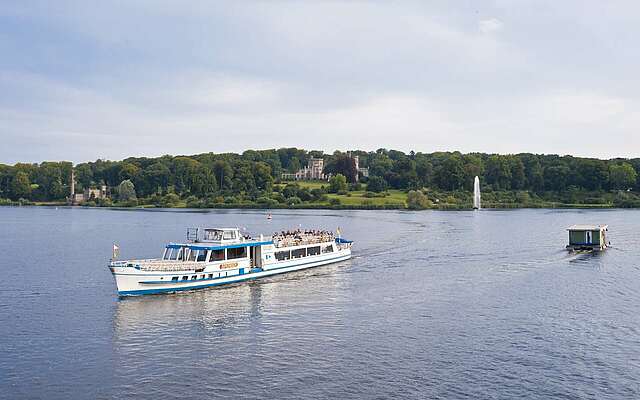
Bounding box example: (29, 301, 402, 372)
(68, 168, 109, 204)
(281, 157, 328, 181)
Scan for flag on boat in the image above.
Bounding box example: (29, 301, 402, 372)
(112, 244, 120, 259)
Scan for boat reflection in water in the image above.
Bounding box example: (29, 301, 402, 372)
(112, 260, 351, 344)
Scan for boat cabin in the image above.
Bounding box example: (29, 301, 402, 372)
(185, 227, 251, 244)
(566, 224, 608, 252)
(201, 228, 243, 243)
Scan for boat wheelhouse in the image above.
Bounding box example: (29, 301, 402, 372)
(566, 224, 609, 252)
(109, 227, 352, 296)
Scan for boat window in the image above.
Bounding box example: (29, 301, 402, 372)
(209, 249, 225, 262)
(275, 251, 290, 261)
(307, 246, 321, 256)
(188, 249, 197, 262)
(292, 248, 306, 258)
(176, 248, 185, 261)
(182, 276, 188, 281)
(322, 245, 334, 253)
(204, 229, 224, 241)
(227, 247, 247, 259)
(197, 250, 208, 262)
(208, 274, 213, 279)
(223, 230, 236, 240)
(191, 275, 197, 280)
(172, 276, 178, 281)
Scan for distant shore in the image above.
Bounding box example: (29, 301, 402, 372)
(3, 178, 640, 210)
(0, 200, 630, 211)
(3, 149, 640, 211)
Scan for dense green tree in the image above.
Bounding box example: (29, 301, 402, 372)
(462, 154, 483, 190)
(407, 190, 432, 210)
(544, 165, 571, 191)
(610, 163, 637, 190)
(253, 162, 273, 192)
(232, 161, 257, 194)
(282, 183, 301, 199)
(0, 165, 12, 198)
(389, 157, 418, 189)
(310, 188, 328, 202)
(74, 164, 94, 188)
(277, 148, 307, 173)
(509, 157, 526, 190)
(212, 160, 233, 191)
(329, 174, 348, 193)
(324, 154, 358, 183)
(521, 155, 544, 191)
(485, 155, 512, 190)
(367, 176, 388, 193)
(415, 156, 433, 187)
(434, 154, 465, 190)
(576, 159, 609, 191)
(11, 171, 31, 199)
(32, 162, 71, 200)
(172, 157, 216, 197)
(117, 180, 137, 201)
(139, 162, 170, 195)
(367, 153, 394, 178)
(119, 163, 141, 181)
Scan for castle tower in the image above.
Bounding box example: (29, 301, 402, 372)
(70, 168, 75, 197)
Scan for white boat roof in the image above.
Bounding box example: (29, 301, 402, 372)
(167, 238, 273, 250)
(567, 224, 608, 231)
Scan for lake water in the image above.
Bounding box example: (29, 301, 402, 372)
(1, 207, 640, 399)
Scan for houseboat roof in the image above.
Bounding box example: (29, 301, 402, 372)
(567, 224, 608, 231)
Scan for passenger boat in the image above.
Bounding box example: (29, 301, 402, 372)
(108, 227, 353, 296)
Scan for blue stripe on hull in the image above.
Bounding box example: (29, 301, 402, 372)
(117, 254, 350, 296)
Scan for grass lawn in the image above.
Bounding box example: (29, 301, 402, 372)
(278, 180, 329, 190)
(279, 180, 407, 206)
(326, 190, 407, 206)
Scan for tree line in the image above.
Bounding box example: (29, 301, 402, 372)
(0, 148, 638, 205)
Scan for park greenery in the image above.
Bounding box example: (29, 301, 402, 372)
(1, 148, 640, 209)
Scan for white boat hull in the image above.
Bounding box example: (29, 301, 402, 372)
(110, 248, 351, 296)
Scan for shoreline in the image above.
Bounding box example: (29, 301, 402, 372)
(0, 202, 633, 211)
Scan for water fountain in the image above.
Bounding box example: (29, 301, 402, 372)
(473, 176, 481, 210)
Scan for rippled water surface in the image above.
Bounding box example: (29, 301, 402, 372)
(2, 207, 640, 399)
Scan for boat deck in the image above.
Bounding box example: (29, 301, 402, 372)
(272, 231, 335, 248)
(111, 259, 202, 272)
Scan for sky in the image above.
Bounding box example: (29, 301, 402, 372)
(1, 0, 640, 164)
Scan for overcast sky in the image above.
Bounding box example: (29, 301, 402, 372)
(1, 1, 639, 164)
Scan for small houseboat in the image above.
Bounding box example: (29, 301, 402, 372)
(108, 227, 353, 296)
(566, 224, 609, 252)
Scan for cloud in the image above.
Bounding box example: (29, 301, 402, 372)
(2, 1, 640, 163)
(478, 18, 504, 34)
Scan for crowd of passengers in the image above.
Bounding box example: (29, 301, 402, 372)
(272, 229, 335, 247)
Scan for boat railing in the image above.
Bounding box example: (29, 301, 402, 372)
(273, 235, 335, 248)
(111, 259, 202, 272)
